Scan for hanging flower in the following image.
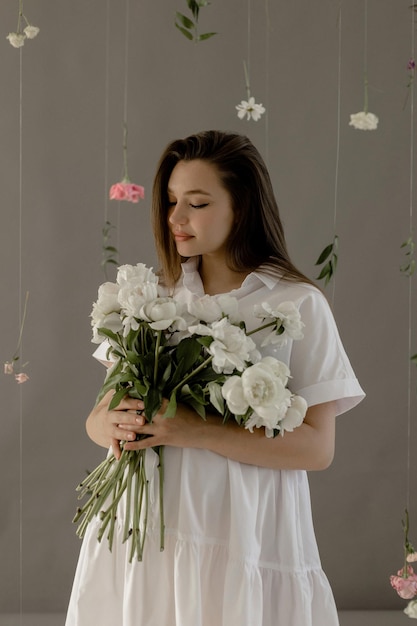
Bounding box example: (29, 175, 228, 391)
(6, 32, 26, 48)
(109, 182, 145, 203)
(349, 111, 378, 131)
(109, 124, 144, 204)
(236, 61, 266, 122)
(236, 97, 266, 122)
(4, 292, 29, 384)
(15, 372, 29, 384)
(23, 24, 39, 39)
(6, 1, 39, 48)
(390, 566, 417, 600)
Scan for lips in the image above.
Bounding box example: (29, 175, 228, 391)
(173, 231, 193, 241)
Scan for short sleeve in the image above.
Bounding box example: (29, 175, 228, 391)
(288, 289, 365, 416)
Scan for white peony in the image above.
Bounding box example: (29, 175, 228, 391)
(278, 394, 308, 435)
(241, 362, 292, 424)
(254, 300, 304, 347)
(91, 282, 123, 343)
(140, 297, 187, 331)
(404, 599, 417, 619)
(116, 263, 158, 288)
(349, 111, 379, 131)
(190, 317, 260, 374)
(188, 294, 240, 324)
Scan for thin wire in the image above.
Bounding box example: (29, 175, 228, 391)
(405, 0, 415, 513)
(18, 45, 24, 626)
(104, 0, 110, 224)
(247, 0, 251, 80)
(264, 0, 270, 163)
(329, 3, 343, 306)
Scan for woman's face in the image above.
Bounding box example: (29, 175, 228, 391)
(167, 159, 235, 262)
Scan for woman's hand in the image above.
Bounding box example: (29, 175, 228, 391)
(122, 401, 203, 452)
(86, 390, 145, 459)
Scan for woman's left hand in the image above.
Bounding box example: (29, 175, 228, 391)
(121, 401, 205, 451)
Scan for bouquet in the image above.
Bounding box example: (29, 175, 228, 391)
(73, 263, 307, 561)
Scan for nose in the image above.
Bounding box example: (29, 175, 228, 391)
(168, 200, 188, 226)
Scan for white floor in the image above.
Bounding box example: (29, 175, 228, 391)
(0, 612, 411, 626)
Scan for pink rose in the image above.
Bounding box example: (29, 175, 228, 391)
(15, 372, 29, 384)
(390, 566, 417, 599)
(109, 182, 145, 203)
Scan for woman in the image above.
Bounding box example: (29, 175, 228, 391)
(66, 130, 364, 625)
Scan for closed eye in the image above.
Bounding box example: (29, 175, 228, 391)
(190, 203, 208, 209)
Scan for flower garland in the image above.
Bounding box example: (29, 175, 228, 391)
(73, 263, 307, 561)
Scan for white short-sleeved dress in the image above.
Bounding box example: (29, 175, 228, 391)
(66, 259, 365, 626)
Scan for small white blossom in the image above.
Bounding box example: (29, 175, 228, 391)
(24, 25, 39, 39)
(7, 32, 26, 48)
(349, 111, 378, 130)
(236, 96, 266, 122)
(404, 599, 417, 619)
(278, 394, 308, 435)
(254, 300, 304, 347)
(91, 282, 123, 343)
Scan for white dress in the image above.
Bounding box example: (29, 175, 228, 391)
(66, 260, 365, 626)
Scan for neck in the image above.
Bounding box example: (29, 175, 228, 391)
(198, 256, 249, 295)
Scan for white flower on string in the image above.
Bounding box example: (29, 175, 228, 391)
(349, 111, 378, 131)
(6, 32, 26, 48)
(23, 25, 40, 39)
(236, 60, 266, 122)
(236, 97, 266, 122)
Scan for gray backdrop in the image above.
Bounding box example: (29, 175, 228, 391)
(0, 0, 416, 615)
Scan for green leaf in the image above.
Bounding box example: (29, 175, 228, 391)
(175, 23, 194, 40)
(411, 353, 417, 364)
(163, 392, 178, 418)
(175, 337, 203, 372)
(187, 0, 199, 19)
(315, 243, 333, 266)
(108, 387, 128, 410)
(175, 12, 194, 30)
(316, 263, 331, 281)
(98, 327, 120, 343)
(198, 32, 217, 40)
(184, 396, 206, 419)
(208, 381, 224, 414)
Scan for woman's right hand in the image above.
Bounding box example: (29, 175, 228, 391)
(85, 390, 143, 459)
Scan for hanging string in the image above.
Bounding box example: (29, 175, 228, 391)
(247, 0, 251, 83)
(18, 44, 24, 626)
(329, 3, 343, 306)
(103, 0, 110, 226)
(405, 0, 415, 513)
(264, 0, 270, 163)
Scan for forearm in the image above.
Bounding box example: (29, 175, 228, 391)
(191, 405, 335, 471)
(125, 400, 337, 471)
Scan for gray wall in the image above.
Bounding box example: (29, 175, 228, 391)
(0, 0, 415, 614)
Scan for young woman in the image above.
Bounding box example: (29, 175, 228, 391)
(66, 130, 365, 625)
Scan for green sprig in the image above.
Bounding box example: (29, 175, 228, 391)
(400, 235, 415, 277)
(315, 235, 339, 286)
(101, 220, 119, 279)
(175, 0, 217, 42)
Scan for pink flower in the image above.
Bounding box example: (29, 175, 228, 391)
(15, 372, 29, 384)
(4, 362, 14, 374)
(390, 566, 417, 600)
(109, 182, 145, 204)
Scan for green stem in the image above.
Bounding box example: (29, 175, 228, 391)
(122, 123, 130, 182)
(247, 320, 278, 336)
(153, 331, 162, 388)
(158, 446, 165, 551)
(170, 355, 214, 396)
(243, 60, 251, 100)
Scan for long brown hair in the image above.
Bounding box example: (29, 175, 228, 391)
(152, 130, 313, 287)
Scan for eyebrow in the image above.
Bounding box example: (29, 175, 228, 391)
(167, 187, 213, 196)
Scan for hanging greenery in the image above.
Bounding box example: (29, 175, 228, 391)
(101, 220, 119, 279)
(400, 234, 415, 277)
(315, 235, 339, 286)
(175, 0, 217, 42)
